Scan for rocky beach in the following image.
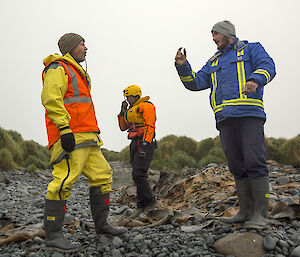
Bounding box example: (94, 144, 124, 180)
(1, 160, 300, 257)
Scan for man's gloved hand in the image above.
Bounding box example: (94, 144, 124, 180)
(61, 133, 75, 153)
(119, 100, 128, 116)
(139, 141, 149, 159)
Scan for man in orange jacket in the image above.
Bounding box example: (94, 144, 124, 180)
(41, 33, 126, 253)
(118, 85, 157, 218)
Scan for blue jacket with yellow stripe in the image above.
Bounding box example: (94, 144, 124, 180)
(175, 38, 276, 124)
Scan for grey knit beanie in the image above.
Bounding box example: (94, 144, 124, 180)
(211, 20, 236, 39)
(58, 33, 84, 55)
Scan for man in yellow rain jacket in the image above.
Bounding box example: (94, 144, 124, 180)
(41, 33, 126, 253)
(118, 85, 157, 218)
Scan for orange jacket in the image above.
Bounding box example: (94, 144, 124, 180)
(43, 59, 100, 148)
(118, 96, 156, 143)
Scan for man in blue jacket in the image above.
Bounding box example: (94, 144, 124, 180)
(175, 20, 276, 228)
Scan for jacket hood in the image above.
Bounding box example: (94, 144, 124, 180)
(43, 53, 87, 78)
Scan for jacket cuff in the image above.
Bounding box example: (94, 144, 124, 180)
(248, 75, 263, 88)
(59, 126, 72, 136)
(175, 61, 192, 76)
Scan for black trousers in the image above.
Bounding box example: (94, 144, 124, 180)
(217, 117, 268, 179)
(130, 138, 156, 208)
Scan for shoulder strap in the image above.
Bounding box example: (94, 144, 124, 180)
(234, 40, 247, 51)
(208, 51, 223, 63)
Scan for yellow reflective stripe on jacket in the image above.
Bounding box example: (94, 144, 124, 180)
(253, 69, 271, 84)
(180, 71, 195, 82)
(210, 51, 264, 114)
(223, 98, 263, 105)
(213, 98, 264, 114)
(236, 49, 247, 99)
(210, 58, 219, 110)
(211, 58, 219, 67)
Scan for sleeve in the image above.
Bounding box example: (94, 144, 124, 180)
(139, 102, 156, 143)
(247, 42, 276, 87)
(41, 64, 72, 135)
(117, 114, 129, 131)
(175, 60, 211, 91)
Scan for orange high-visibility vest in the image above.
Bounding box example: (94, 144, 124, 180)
(43, 59, 100, 148)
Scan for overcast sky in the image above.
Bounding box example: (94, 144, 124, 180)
(1, 0, 299, 151)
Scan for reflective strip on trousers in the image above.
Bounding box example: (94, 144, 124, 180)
(51, 141, 98, 166)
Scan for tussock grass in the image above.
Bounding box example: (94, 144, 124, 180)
(1, 125, 299, 172)
(279, 136, 300, 167)
(195, 138, 215, 160)
(0, 148, 18, 170)
(0, 126, 50, 171)
(118, 145, 130, 162)
(170, 150, 197, 170)
(0, 127, 23, 164)
(102, 148, 118, 161)
(117, 134, 300, 171)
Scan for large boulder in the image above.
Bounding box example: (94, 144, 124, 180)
(214, 232, 266, 257)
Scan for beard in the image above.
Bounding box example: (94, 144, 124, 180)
(217, 37, 231, 50)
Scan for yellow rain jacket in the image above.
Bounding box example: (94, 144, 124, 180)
(41, 53, 112, 200)
(42, 53, 103, 163)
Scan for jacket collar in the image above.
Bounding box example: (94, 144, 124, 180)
(43, 53, 87, 78)
(132, 96, 150, 107)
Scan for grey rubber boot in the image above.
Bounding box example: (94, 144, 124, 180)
(220, 177, 254, 223)
(128, 207, 144, 219)
(144, 202, 158, 215)
(44, 199, 82, 253)
(244, 176, 269, 228)
(89, 187, 127, 236)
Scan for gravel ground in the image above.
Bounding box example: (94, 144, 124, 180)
(1, 162, 300, 257)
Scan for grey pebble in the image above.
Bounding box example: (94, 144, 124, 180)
(264, 236, 276, 251)
(112, 236, 123, 248)
(33, 236, 44, 244)
(291, 245, 300, 257)
(111, 249, 123, 257)
(51, 252, 64, 257)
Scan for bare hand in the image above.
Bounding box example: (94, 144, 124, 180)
(242, 80, 258, 95)
(175, 47, 187, 66)
(121, 100, 128, 113)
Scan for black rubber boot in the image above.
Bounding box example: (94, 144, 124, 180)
(220, 177, 253, 223)
(44, 199, 82, 253)
(244, 176, 269, 228)
(89, 187, 127, 236)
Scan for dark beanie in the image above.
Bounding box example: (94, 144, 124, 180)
(58, 33, 84, 55)
(211, 20, 236, 39)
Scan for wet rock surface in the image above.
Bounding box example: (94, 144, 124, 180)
(0, 160, 300, 257)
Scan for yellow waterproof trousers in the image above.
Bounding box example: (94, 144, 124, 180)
(46, 145, 113, 200)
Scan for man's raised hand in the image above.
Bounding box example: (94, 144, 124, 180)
(175, 47, 187, 66)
